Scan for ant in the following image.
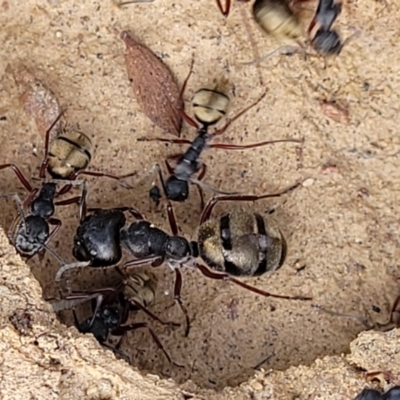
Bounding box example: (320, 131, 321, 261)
(52, 271, 181, 367)
(242, 0, 346, 65)
(56, 181, 312, 336)
(0, 111, 135, 199)
(355, 386, 400, 400)
(139, 62, 302, 207)
(307, 0, 343, 55)
(0, 113, 135, 258)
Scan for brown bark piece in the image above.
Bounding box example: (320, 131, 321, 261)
(11, 66, 62, 139)
(121, 31, 183, 137)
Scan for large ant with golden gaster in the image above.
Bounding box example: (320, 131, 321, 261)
(55, 180, 312, 336)
(139, 60, 303, 208)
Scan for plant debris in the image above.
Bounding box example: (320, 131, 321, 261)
(10, 66, 62, 139)
(121, 31, 183, 137)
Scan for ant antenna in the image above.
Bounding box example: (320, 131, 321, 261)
(190, 178, 239, 196)
(0, 193, 27, 235)
(55, 261, 91, 283)
(241, 45, 300, 65)
(43, 244, 66, 265)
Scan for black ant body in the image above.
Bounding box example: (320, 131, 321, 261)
(308, 0, 343, 55)
(51, 271, 181, 366)
(355, 387, 400, 400)
(0, 179, 84, 260)
(139, 64, 302, 207)
(56, 182, 312, 335)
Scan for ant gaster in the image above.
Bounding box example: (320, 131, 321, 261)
(139, 61, 303, 207)
(0, 111, 135, 200)
(123, 181, 312, 335)
(55, 181, 312, 335)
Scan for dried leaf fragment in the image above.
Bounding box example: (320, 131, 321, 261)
(320, 100, 350, 124)
(11, 66, 62, 140)
(121, 31, 183, 137)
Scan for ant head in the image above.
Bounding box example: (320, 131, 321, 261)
(99, 306, 120, 328)
(164, 176, 189, 202)
(313, 29, 342, 55)
(165, 236, 192, 260)
(80, 306, 120, 343)
(73, 237, 93, 263)
(15, 215, 50, 255)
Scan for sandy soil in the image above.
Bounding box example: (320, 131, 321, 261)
(1, 0, 400, 395)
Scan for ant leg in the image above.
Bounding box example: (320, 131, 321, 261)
(118, 0, 155, 6)
(47, 218, 62, 240)
(65, 292, 105, 328)
(200, 181, 302, 224)
(58, 181, 89, 222)
(0, 164, 33, 192)
(165, 154, 182, 171)
(23, 188, 39, 209)
(36, 218, 63, 262)
(390, 295, 400, 326)
(56, 170, 137, 196)
(123, 255, 165, 270)
(78, 170, 138, 181)
(128, 298, 180, 327)
(311, 304, 373, 329)
(240, 45, 302, 66)
(176, 56, 199, 129)
(166, 201, 179, 236)
(1, 194, 27, 242)
(215, 0, 231, 16)
(138, 137, 192, 145)
(195, 164, 207, 210)
(0, 193, 26, 217)
(210, 91, 267, 138)
(49, 293, 103, 312)
(365, 370, 398, 383)
(194, 262, 312, 301)
(173, 269, 190, 337)
(113, 322, 183, 367)
(39, 111, 65, 179)
(307, 16, 317, 36)
(55, 261, 92, 283)
(209, 138, 303, 151)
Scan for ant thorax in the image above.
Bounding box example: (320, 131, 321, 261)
(174, 160, 193, 181)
